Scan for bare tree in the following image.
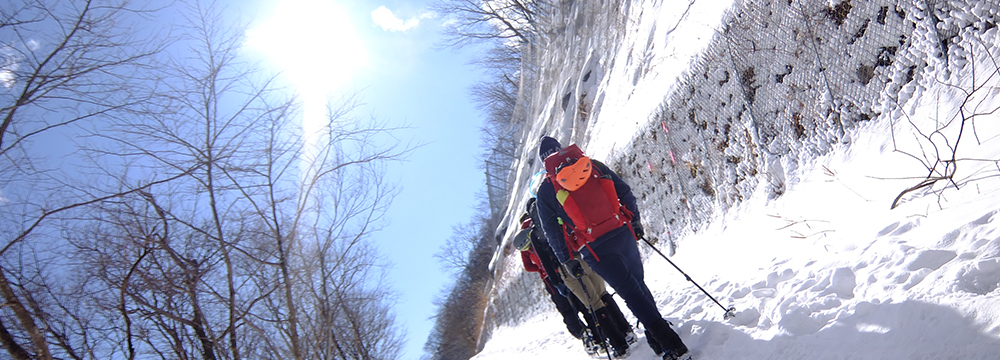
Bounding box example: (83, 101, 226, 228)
(434, 220, 486, 275)
(470, 43, 522, 132)
(888, 37, 1000, 209)
(435, 0, 537, 225)
(471, 43, 524, 227)
(69, 1, 414, 359)
(78, 1, 283, 357)
(433, 0, 547, 47)
(423, 4, 543, 358)
(302, 145, 407, 360)
(424, 216, 496, 360)
(0, 1, 412, 359)
(67, 190, 223, 359)
(0, 1, 170, 358)
(228, 93, 411, 360)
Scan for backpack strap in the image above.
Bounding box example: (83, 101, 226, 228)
(559, 217, 600, 262)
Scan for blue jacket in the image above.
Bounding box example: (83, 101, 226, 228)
(527, 200, 565, 282)
(535, 160, 640, 263)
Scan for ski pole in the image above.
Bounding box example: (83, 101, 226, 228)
(572, 270, 614, 360)
(640, 236, 737, 320)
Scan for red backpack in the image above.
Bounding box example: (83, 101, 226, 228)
(543, 144, 633, 260)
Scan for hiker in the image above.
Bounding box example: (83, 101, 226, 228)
(534, 136, 691, 360)
(518, 198, 635, 356)
(512, 212, 599, 354)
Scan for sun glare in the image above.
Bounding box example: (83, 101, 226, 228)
(246, 0, 367, 96)
(247, 0, 368, 182)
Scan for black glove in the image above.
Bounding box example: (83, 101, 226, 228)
(562, 259, 585, 279)
(632, 220, 645, 239)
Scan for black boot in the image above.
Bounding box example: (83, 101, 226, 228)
(645, 329, 663, 356)
(601, 294, 635, 344)
(580, 328, 600, 356)
(595, 307, 629, 357)
(647, 318, 688, 360)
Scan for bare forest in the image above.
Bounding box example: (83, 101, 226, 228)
(422, 0, 553, 359)
(0, 1, 409, 359)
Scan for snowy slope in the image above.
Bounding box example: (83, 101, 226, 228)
(477, 109, 1000, 358)
(475, 0, 1000, 359)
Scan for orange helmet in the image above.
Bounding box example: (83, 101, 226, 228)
(555, 156, 593, 191)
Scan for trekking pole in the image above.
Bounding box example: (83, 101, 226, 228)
(640, 236, 737, 320)
(574, 275, 614, 360)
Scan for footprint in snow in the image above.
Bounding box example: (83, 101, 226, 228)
(905, 249, 957, 271)
(810, 267, 857, 299)
(954, 258, 1000, 295)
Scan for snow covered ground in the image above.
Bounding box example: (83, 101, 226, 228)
(474, 0, 1000, 359)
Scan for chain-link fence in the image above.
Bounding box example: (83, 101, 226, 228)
(619, 0, 1000, 238)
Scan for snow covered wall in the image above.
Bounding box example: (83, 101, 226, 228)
(616, 0, 1000, 241)
(480, 0, 1000, 354)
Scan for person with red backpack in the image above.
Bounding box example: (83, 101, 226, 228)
(515, 198, 636, 357)
(534, 136, 691, 360)
(513, 210, 589, 340)
(513, 211, 601, 355)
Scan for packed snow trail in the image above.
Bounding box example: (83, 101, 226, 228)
(474, 114, 1000, 359)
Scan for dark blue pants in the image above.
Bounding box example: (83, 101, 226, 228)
(582, 227, 663, 330)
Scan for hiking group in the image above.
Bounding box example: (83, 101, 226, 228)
(511, 136, 691, 360)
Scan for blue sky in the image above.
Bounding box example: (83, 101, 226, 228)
(244, 1, 486, 358)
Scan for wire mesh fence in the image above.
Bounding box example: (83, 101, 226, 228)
(619, 0, 1000, 238)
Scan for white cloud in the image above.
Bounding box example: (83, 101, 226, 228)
(0, 46, 18, 88)
(0, 70, 12, 89)
(371, 6, 424, 32)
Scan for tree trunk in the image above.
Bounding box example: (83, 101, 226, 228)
(0, 317, 32, 360)
(0, 268, 51, 359)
